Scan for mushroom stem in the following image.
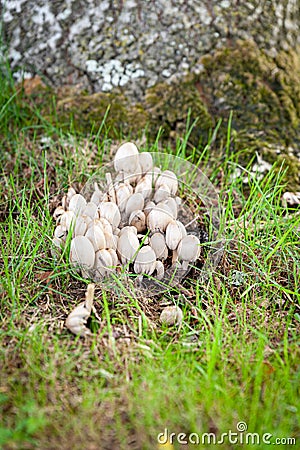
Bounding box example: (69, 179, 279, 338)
(106, 172, 116, 204)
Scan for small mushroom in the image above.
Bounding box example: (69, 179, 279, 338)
(162, 197, 178, 219)
(156, 170, 178, 195)
(160, 305, 183, 326)
(133, 246, 156, 276)
(83, 202, 99, 219)
(125, 192, 144, 218)
(53, 205, 65, 221)
(107, 248, 119, 268)
(85, 225, 106, 251)
(139, 152, 153, 174)
(70, 235, 95, 272)
(153, 183, 170, 203)
(149, 232, 168, 260)
(51, 236, 63, 258)
(54, 224, 67, 240)
(115, 182, 133, 212)
(147, 205, 173, 232)
(117, 228, 140, 264)
(65, 283, 95, 336)
(144, 201, 156, 217)
(73, 216, 87, 237)
(98, 201, 121, 229)
(155, 260, 164, 280)
(66, 187, 77, 204)
(129, 210, 146, 233)
(94, 249, 113, 279)
(114, 142, 139, 173)
(134, 175, 152, 200)
(177, 235, 201, 270)
(69, 194, 87, 216)
(59, 210, 75, 231)
(165, 220, 183, 250)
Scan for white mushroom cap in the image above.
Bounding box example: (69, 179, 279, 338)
(70, 236, 95, 271)
(144, 201, 156, 217)
(115, 183, 133, 212)
(133, 246, 156, 275)
(83, 202, 99, 219)
(94, 249, 113, 279)
(54, 224, 67, 240)
(155, 260, 165, 280)
(53, 205, 65, 221)
(177, 235, 200, 263)
(176, 220, 187, 238)
(114, 142, 139, 173)
(155, 170, 178, 195)
(165, 220, 183, 250)
(153, 183, 171, 203)
(97, 217, 113, 234)
(125, 192, 144, 217)
(51, 236, 63, 258)
(160, 306, 183, 326)
(119, 225, 138, 236)
(105, 231, 118, 251)
(73, 216, 87, 237)
(162, 197, 178, 219)
(69, 194, 87, 216)
(129, 210, 146, 233)
(134, 175, 152, 199)
(149, 232, 168, 260)
(107, 248, 119, 268)
(90, 189, 102, 205)
(98, 201, 121, 229)
(85, 225, 106, 251)
(147, 205, 173, 232)
(59, 210, 75, 230)
(139, 152, 153, 174)
(66, 187, 77, 204)
(117, 229, 140, 264)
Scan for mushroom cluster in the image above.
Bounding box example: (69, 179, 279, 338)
(52, 142, 202, 286)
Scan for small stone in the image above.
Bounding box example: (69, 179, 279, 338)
(160, 306, 183, 326)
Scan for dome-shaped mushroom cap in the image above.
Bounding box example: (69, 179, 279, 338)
(165, 220, 183, 250)
(117, 229, 140, 264)
(149, 232, 168, 260)
(129, 209, 146, 233)
(147, 204, 173, 232)
(125, 192, 144, 217)
(114, 142, 139, 173)
(115, 183, 133, 212)
(59, 210, 75, 230)
(177, 235, 200, 262)
(153, 183, 170, 203)
(133, 246, 156, 275)
(85, 225, 106, 251)
(73, 216, 87, 237)
(83, 202, 99, 219)
(69, 194, 87, 216)
(119, 225, 138, 236)
(70, 235, 95, 270)
(162, 197, 178, 219)
(98, 202, 121, 229)
(155, 170, 178, 195)
(94, 249, 113, 279)
(134, 175, 152, 199)
(139, 152, 153, 174)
